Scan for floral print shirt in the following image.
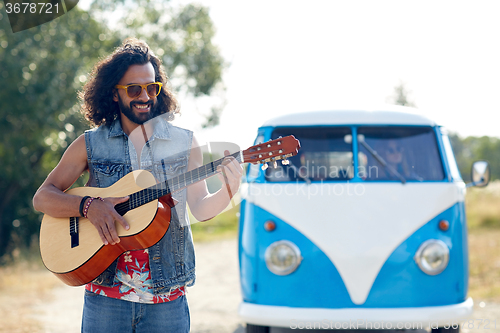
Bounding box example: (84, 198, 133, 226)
(86, 249, 185, 304)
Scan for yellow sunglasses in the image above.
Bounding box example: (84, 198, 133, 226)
(115, 82, 163, 99)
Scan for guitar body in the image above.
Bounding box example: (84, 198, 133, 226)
(39, 170, 173, 286)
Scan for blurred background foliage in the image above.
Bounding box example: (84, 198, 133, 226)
(0, 0, 226, 261)
(450, 134, 500, 183)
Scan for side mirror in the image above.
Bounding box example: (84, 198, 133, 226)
(469, 160, 490, 187)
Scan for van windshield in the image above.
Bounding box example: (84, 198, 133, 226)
(266, 127, 353, 182)
(264, 126, 444, 183)
(358, 126, 444, 181)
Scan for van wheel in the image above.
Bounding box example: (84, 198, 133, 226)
(432, 327, 459, 333)
(246, 324, 270, 333)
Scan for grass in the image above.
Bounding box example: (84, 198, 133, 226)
(465, 180, 500, 229)
(466, 180, 500, 301)
(0, 259, 60, 333)
(190, 204, 240, 242)
(468, 228, 500, 300)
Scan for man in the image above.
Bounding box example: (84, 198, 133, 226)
(33, 38, 242, 333)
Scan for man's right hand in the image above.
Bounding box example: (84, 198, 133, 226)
(86, 196, 130, 245)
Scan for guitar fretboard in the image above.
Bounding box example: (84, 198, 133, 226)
(115, 151, 242, 215)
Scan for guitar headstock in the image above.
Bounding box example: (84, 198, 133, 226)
(242, 135, 301, 169)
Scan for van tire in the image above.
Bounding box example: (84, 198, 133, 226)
(246, 324, 270, 333)
(432, 327, 460, 333)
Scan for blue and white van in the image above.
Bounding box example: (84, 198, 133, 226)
(238, 106, 490, 333)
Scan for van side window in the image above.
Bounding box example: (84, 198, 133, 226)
(266, 127, 353, 182)
(358, 126, 445, 181)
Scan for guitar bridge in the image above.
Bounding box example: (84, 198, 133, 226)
(69, 217, 79, 248)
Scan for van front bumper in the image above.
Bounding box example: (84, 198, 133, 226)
(239, 298, 473, 329)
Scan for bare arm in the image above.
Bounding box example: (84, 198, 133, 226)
(186, 136, 243, 221)
(33, 134, 90, 217)
(33, 134, 129, 245)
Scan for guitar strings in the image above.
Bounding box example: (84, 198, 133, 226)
(114, 151, 242, 215)
(134, 151, 241, 205)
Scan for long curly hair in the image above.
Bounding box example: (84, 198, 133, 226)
(80, 38, 179, 127)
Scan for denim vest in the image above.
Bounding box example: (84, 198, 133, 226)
(84, 116, 195, 294)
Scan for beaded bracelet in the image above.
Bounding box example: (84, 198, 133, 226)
(83, 197, 104, 218)
(79, 196, 91, 217)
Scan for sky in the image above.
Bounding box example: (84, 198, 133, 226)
(80, 0, 500, 150)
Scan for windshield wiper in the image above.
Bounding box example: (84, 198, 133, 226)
(358, 135, 406, 184)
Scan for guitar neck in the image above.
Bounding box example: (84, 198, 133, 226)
(113, 135, 301, 216)
(117, 151, 242, 213)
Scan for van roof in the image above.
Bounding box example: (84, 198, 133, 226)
(261, 106, 437, 127)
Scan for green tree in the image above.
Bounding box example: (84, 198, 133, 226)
(448, 132, 471, 181)
(388, 81, 417, 107)
(449, 133, 500, 182)
(474, 136, 500, 181)
(0, 0, 225, 260)
(88, 0, 226, 127)
(0, 5, 119, 260)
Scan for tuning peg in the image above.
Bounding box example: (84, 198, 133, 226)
(282, 158, 290, 165)
(261, 163, 269, 170)
(273, 159, 278, 168)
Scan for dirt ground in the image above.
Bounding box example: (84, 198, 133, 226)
(28, 238, 244, 333)
(26, 238, 500, 333)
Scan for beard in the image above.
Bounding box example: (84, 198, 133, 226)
(117, 94, 157, 125)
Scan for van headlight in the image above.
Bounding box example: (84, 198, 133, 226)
(265, 240, 302, 275)
(414, 239, 449, 275)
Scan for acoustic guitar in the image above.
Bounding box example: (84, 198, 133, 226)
(39, 136, 300, 286)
